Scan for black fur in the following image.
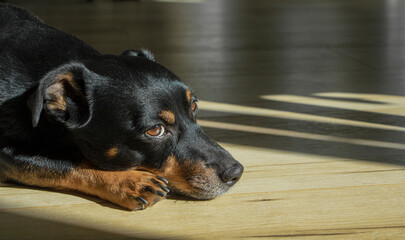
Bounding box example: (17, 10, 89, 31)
(0, 4, 243, 202)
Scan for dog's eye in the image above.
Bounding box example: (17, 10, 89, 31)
(191, 101, 198, 112)
(146, 124, 165, 137)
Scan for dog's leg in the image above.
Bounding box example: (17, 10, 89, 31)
(0, 146, 169, 210)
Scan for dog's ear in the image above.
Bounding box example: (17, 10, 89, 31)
(27, 63, 95, 129)
(121, 48, 155, 61)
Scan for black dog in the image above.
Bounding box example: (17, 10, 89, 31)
(0, 4, 243, 210)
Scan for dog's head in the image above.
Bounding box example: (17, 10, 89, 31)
(27, 49, 243, 199)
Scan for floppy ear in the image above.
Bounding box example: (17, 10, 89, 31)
(121, 48, 155, 61)
(27, 62, 94, 129)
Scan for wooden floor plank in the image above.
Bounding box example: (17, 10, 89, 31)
(1, 183, 404, 239)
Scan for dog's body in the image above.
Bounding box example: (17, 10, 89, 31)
(0, 4, 243, 210)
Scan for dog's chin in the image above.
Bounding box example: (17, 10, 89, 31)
(168, 178, 232, 200)
(169, 186, 229, 200)
(188, 187, 229, 200)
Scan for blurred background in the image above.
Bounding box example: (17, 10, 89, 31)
(7, 0, 405, 100)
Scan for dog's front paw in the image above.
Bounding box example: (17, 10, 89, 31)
(97, 170, 170, 210)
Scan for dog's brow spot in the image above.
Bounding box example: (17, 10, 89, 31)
(159, 110, 175, 124)
(106, 147, 118, 158)
(186, 90, 192, 103)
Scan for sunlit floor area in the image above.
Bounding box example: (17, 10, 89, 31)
(1, 0, 405, 239)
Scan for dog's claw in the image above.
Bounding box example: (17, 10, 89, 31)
(160, 185, 170, 193)
(136, 196, 148, 205)
(152, 178, 170, 193)
(158, 176, 169, 184)
(156, 190, 166, 197)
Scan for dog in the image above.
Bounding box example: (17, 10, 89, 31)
(0, 4, 243, 210)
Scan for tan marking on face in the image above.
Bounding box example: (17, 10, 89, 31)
(159, 156, 195, 193)
(159, 110, 175, 124)
(136, 156, 193, 192)
(186, 89, 192, 103)
(106, 147, 118, 158)
(140, 156, 220, 199)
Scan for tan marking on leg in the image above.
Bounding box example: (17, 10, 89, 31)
(159, 110, 175, 124)
(5, 161, 168, 210)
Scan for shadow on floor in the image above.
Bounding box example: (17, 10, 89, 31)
(201, 107, 405, 166)
(0, 210, 169, 240)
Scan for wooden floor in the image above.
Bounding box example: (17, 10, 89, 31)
(1, 0, 405, 239)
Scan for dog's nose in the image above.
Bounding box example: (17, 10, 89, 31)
(221, 162, 244, 186)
